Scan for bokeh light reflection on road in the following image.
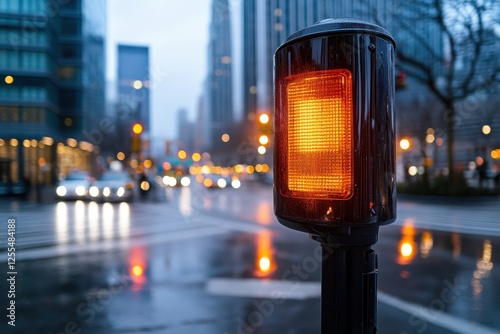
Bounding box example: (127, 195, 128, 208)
(119, 202, 130, 239)
(129, 246, 147, 289)
(102, 202, 114, 240)
(419, 231, 433, 258)
(472, 240, 494, 298)
(254, 229, 276, 277)
(88, 201, 99, 241)
(75, 200, 86, 244)
(256, 201, 273, 225)
(179, 186, 192, 217)
(397, 219, 417, 266)
(55, 202, 68, 246)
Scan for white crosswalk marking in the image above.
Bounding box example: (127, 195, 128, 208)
(396, 200, 500, 236)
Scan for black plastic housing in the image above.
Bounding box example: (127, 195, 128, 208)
(274, 19, 397, 235)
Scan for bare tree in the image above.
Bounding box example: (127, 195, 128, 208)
(366, 0, 500, 179)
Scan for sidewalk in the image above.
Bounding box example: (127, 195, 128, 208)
(0, 184, 56, 203)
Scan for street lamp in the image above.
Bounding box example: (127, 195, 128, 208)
(274, 19, 396, 333)
(400, 138, 411, 150)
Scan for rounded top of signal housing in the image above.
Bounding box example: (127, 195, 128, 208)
(281, 18, 396, 50)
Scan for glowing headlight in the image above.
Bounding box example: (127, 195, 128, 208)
(217, 178, 227, 188)
(162, 176, 170, 185)
(168, 177, 177, 187)
(103, 187, 111, 197)
(75, 186, 86, 196)
(181, 176, 191, 187)
(231, 179, 241, 189)
(117, 187, 125, 197)
(56, 186, 67, 197)
(89, 186, 99, 197)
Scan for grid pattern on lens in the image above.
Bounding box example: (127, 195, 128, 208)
(286, 70, 353, 199)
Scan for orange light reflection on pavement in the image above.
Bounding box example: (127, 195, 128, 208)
(397, 219, 417, 265)
(255, 230, 276, 277)
(129, 246, 147, 288)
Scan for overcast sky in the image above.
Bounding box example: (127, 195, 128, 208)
(106, 0, 212, 144)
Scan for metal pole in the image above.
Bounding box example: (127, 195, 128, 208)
(320, 243, 378, 334)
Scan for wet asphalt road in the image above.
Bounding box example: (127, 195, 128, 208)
(0, 182, 499, 334)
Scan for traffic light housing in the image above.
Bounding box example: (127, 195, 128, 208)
(131, 123, 143, 153)
(274, 19, 397, 236)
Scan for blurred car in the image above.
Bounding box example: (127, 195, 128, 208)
(56, 170, 92, 200)
(162, 174, 191, 187)
(202, 174, 241, 189)
(88, 171, 134, 202)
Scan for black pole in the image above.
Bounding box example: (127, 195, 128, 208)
(312, 227, 378, 334)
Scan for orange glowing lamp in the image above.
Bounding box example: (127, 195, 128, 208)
(285, 69, 353, 199)
(274, 19, 396, 234)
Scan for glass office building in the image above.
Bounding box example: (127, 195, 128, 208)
(0, 0, 106, 195)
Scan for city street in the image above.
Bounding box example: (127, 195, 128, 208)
(1, 182, 499, 334)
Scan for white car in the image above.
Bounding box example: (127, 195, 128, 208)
(56, 171, 92, 200)
(88, 171, 135, 202)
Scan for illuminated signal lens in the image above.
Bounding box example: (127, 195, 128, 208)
(132, 123, 143, 135)
(285, 69, 353, 199)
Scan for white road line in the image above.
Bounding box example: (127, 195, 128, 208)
(378, 291, 499, 334)
(205, 278, 498, 334)
(205, 278, 321, 300)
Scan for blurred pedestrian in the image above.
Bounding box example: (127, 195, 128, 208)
(477, 161, 488, 188)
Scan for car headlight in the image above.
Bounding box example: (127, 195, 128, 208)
(103, 187, 111, 197)
(117, 187, 125, 197)
(75, 186, 86, 196)
(56, 186, 67, 197)
(168, 177, 177, 187)
(89, 186, 99, 197)
(181, 176, 191, 187)
(231, 179, 241, 189)
(217, 178, 227, 188)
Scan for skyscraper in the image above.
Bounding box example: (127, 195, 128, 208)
(206, 0, 233, 151)
(0, 0, 106, 195)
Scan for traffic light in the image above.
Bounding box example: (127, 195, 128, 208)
(257, 112, 272, 149)
(131, 123, 143, 153)
(274, 18, 396, 236)
(132, 123, 143, 135)
(396, 71, 407, 89)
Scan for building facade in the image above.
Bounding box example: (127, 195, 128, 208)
(117, 44, 150, 133)
(114, 44, 150, 159)
(0, 0, 106, 195)
(206, 0, 233, 152)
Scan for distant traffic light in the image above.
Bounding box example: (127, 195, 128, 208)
(396, 71, 407, 89)
(132, 123, 143, 135)
(257, 112, 272, 147)
(131, 123, 143, 153)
